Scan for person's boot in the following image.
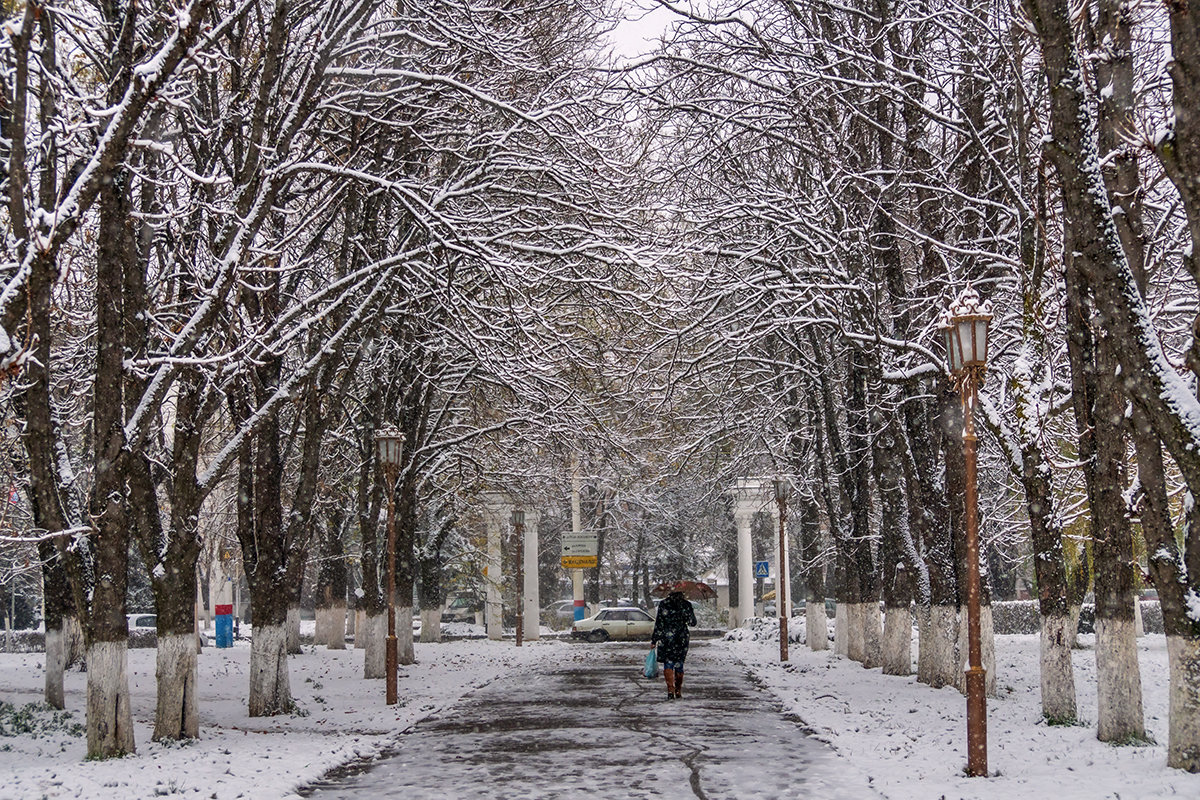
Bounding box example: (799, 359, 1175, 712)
(664, 668, 676, 699)
(674, 672, 683, 699)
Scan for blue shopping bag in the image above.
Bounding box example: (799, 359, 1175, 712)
(643, 647, 659, 679)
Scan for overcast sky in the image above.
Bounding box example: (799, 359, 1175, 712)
(602, 1, 677, 60)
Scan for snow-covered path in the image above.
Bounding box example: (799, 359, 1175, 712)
(302, 640, 878, 800)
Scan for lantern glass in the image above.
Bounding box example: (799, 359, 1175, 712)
(511, 509, 525, 527)
(773, 478, 790, 502)
(956, 319, 975, 364)
(375, 428, 405, 467)
(974, 318, 989, 365)
(942, 323, 961, 373)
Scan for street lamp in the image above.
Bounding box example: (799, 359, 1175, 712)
(375, 427, 405, 706)
(773, 477, 790, 663)
(511, 509, 525, 647)
(939, 286, 992, 777)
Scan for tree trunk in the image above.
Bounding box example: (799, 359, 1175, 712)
(1166, 635, 1200, 772)
(398, 606, 415, 665)
(873, 408, 917, 677)
(798, 491, 827, 652)
(231, 382, 295, 717)
(909, 388, 958, 688)
(362, 611, 386, 679)
(154, 634, 198, 741)
(1040, 613, 1077, 723)
(286, 606, 302, 655)
(420, 608, 442, 643)
(328, 601, 347, 649)
(85, 640, 136, 758)
(39, 539, 74, 709)
(248, 621, 290, 717)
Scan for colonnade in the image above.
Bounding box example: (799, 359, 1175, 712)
(481, 493, 541, 641)
(730, 478, 790, 629)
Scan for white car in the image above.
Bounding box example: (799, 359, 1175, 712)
(127, 613, 156, 631)
(572, 606, 655, 642)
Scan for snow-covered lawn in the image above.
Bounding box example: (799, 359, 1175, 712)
(0, 627, 551, 800)
(724, 623, 1200, 800)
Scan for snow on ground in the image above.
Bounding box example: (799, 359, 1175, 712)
(3, 618, 1200, 800)
(724, 620, 1200, 800)
(0, 627, 553, 800)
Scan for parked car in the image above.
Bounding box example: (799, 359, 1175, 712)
(442, 596, 479, 624)
(127, 613, 156, 631)
(572, 606, 655, 642)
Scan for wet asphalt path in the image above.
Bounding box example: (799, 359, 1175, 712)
(301, 641, 879, 800)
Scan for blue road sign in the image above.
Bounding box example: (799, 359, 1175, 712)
(754, 561, 770, 578)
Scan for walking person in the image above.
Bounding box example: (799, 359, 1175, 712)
(651, 590, 697, 699)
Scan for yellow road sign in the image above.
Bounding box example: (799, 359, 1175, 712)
(561, 556, 598, 569)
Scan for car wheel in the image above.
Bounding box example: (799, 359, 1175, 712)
(586, 629, 609, 643)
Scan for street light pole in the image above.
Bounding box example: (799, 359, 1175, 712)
(774, 478, 790, 663)
(375, 428, 405, 706)
(511, 509, 525, 647)
(961, 371, 987, 776)
(941, 287, 992, 778)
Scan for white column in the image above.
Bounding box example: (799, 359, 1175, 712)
(767, 505, 792, 620)
(524, 511, 541, 641)
(783, 515, 791, 620)
(571, 461, 585, 622)
(481, 498, 510, 641)
(736, 511, 754, 628)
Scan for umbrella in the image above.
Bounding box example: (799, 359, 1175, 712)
(761, 590, 776, 602)
(651, 580, 717, 601)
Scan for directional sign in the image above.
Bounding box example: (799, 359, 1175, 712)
(561, 531, 599, 569)
(754, 560, 770, 579)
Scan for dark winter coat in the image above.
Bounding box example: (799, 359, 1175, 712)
(651, 593, 697, 663)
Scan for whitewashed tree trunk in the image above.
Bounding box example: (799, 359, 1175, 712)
(806, 600, 828, 651)
(286, 606, 301, 654)
(982, 605, 997, 697)
(882, 604, 912, 675)
(398, 606, 415, 665)
(312, 608, 329, 647)
(834, 603, 849, 656)
(1040, 613, 1077, 722)
(956, 607, 999, 697)
(64, 615, 85, 668)
(420, 608, 442, 643)
(248, 623, 291, 717)
(354, 609, 367, 649)
(927, 605, 958, 689)
(862, 603, 883, 669)
(846, 603, 866, 663)
(1134, 597, 1145, 638)
(86, 641, 136, 757)
(1096, 617, 1145, 742)
(44, 628, 66, 709)
(327, 601, 347, 650)
(362, 612, 386, 679)
(916, 604, 932, 684)
(154, 633, 199, 740)
(1068, 604, 1083, 648)
(1166, 635, 1200, 771)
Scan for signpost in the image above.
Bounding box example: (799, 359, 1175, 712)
(754, 561, 770, 579)
(561, 531, 599, 569)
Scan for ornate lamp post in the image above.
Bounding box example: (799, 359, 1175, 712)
(511, 508, 525, 647)
(375, 427, 405, 706)
(773, 478, 791, 662)
(939, 286, 992, 777)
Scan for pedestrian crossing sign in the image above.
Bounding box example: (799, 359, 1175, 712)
(754, 561, 769, 578)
